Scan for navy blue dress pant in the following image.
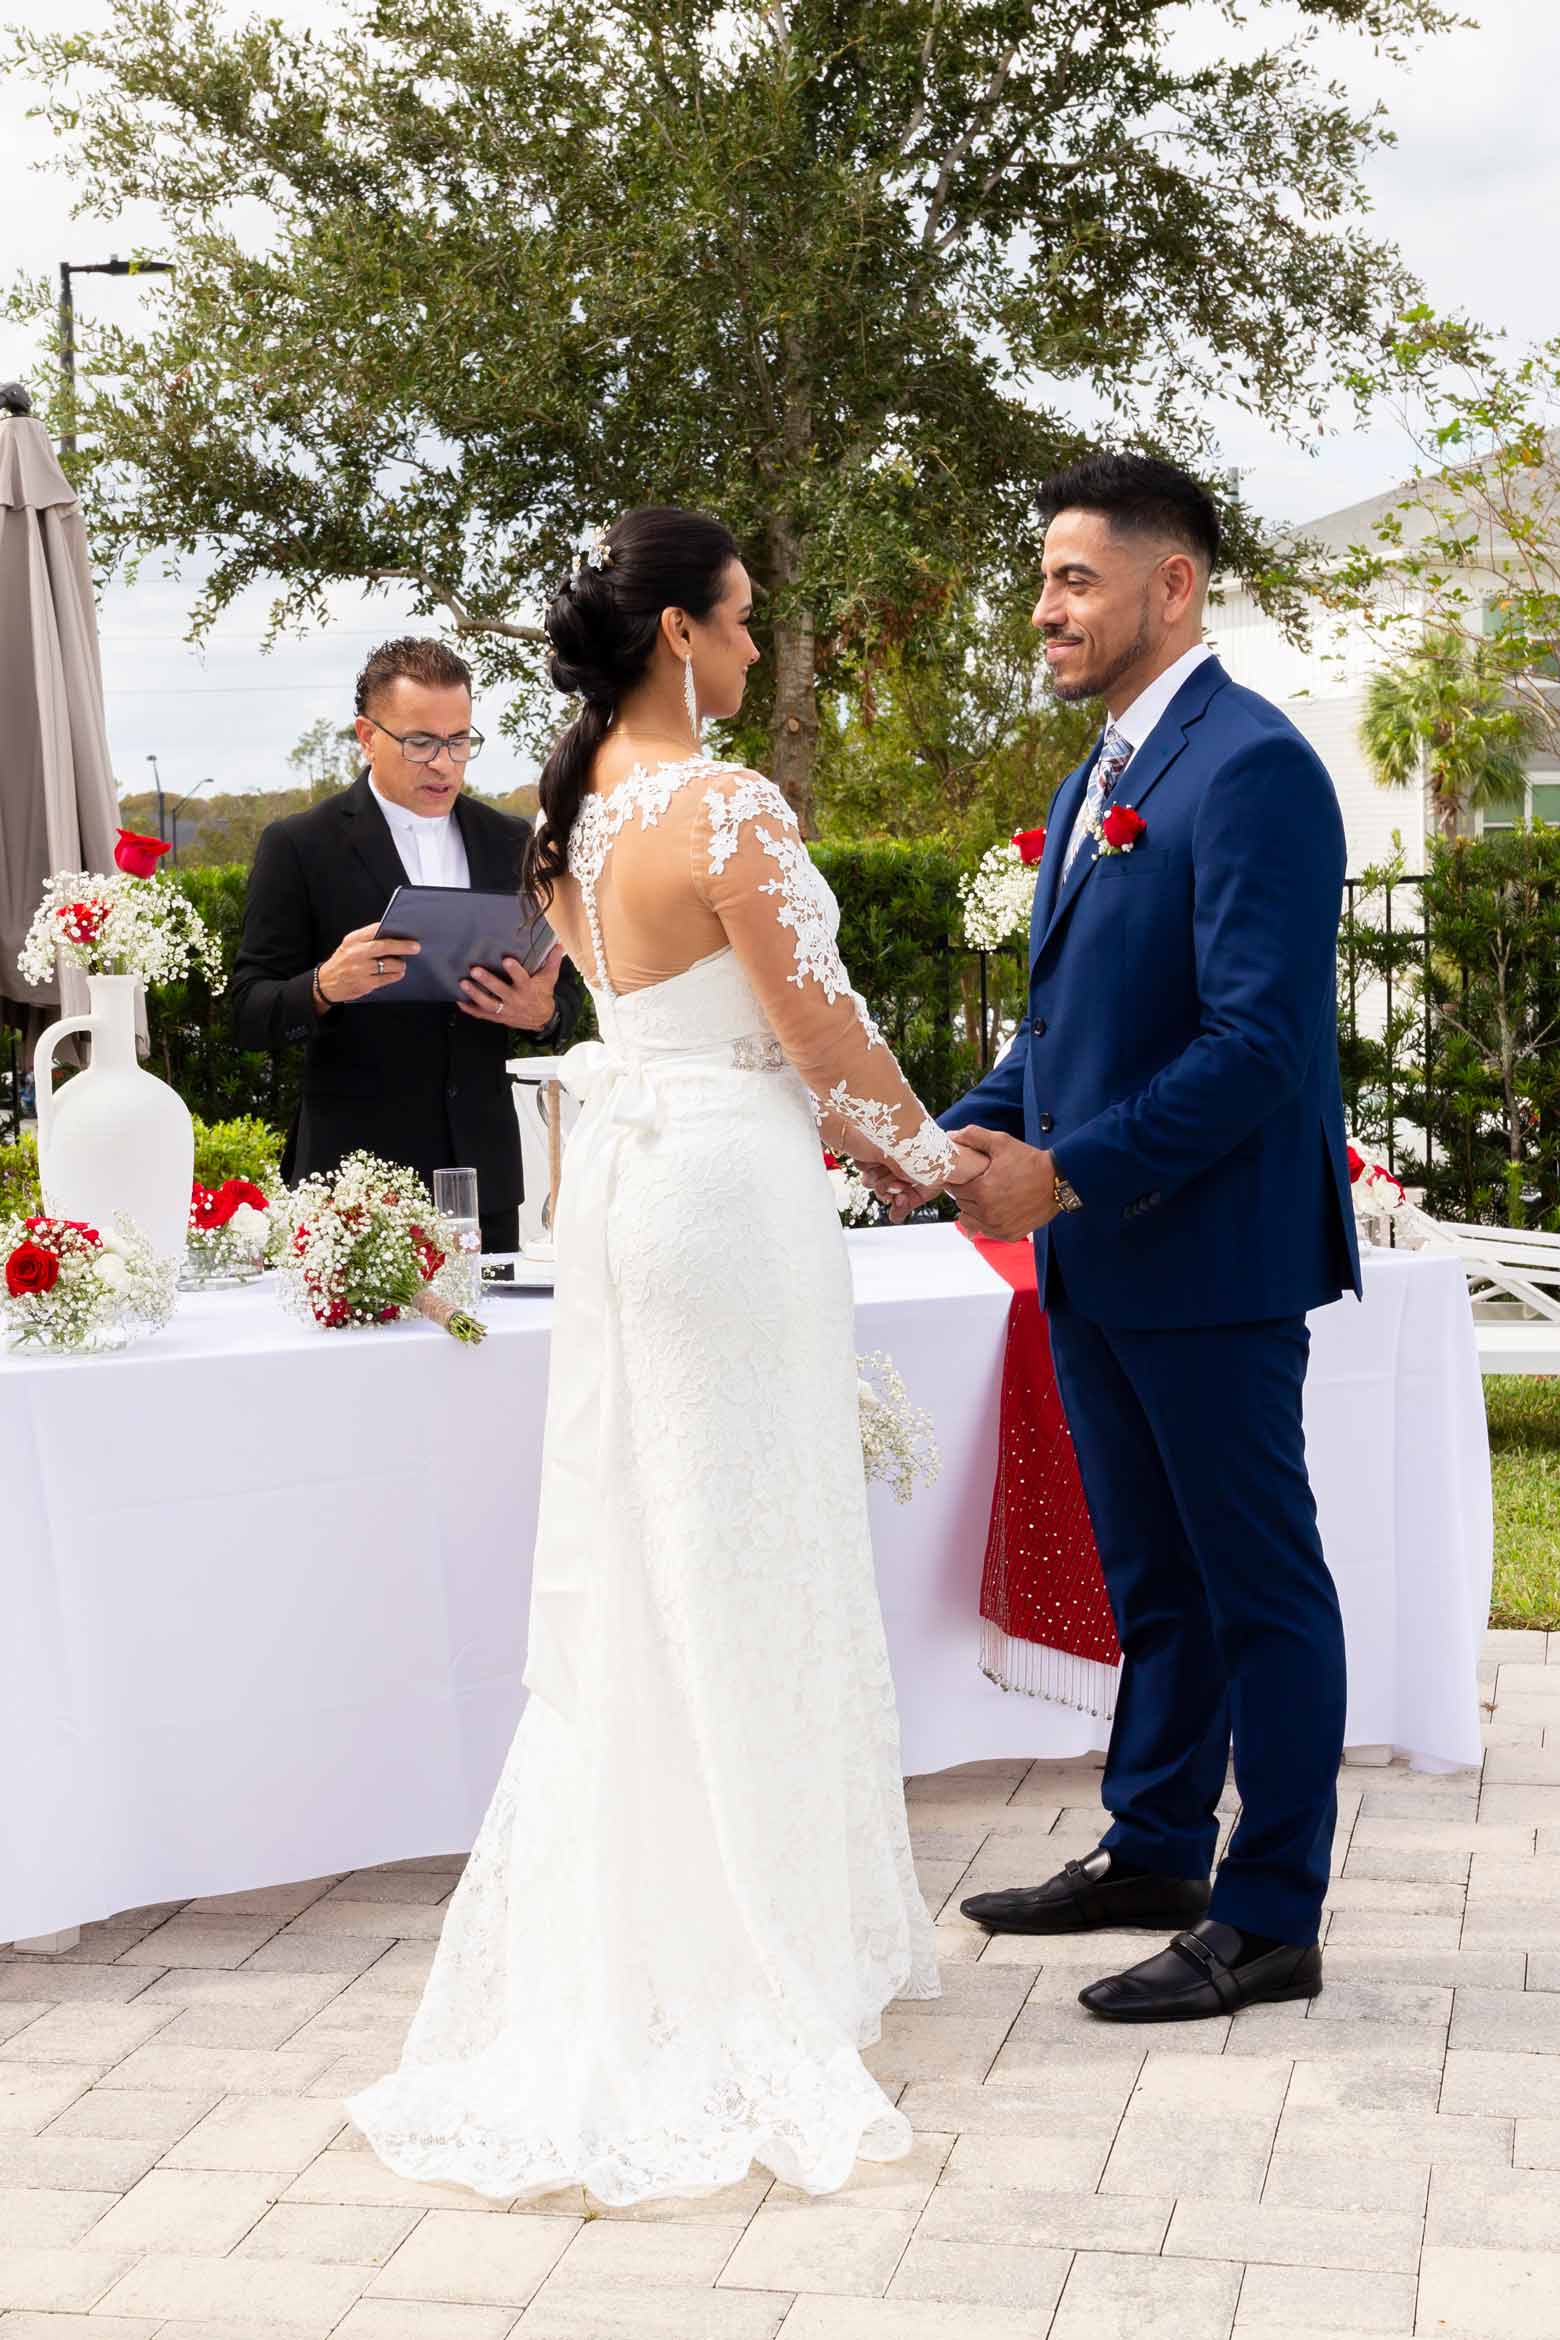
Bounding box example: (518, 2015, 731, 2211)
(1046, 1289, 1347, 1945)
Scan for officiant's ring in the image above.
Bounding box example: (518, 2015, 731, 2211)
(374, 957, 385, 977)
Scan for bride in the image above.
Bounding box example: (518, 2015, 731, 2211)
(349, 506, 984, 2206)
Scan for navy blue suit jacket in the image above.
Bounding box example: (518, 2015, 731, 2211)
(941, 656, 1361, 1329)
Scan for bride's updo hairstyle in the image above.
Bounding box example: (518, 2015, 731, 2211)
(527, 504, 742, 901)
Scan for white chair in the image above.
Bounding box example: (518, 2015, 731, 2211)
(1411, 1214, 1560, 1374)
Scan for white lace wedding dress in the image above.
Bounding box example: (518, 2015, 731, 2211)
(348, 757, 958, 2205)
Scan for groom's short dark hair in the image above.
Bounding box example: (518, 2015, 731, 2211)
(1037, 453, 1221, 572)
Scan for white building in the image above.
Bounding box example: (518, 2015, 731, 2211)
(1212, 481, 1560, 880)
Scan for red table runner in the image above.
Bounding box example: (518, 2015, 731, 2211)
(964, 1233, 1122, 1715)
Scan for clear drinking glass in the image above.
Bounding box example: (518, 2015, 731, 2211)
(432, 1166, 482, 1308)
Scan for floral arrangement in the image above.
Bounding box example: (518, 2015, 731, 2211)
(184, 1176, 274, 1286)
(1, 1210, 177, 1352)
(17, 829, 223, 991)
(960, 827, 1046, 950)
(1346, 1140, 1433, 1248)
(824, 1148, 877, 1225)
(857, 1350, 941, 1505)
(270, 1150, 485, 1343)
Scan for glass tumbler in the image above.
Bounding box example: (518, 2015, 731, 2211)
(432, 1166, 482, 1310)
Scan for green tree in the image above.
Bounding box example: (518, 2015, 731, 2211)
(1331, 311, 1560, 761)
(9, 0, 1453, 827)
(287, 718, 362, 799)
(1359, 630, 1540, 842)
(817, 593, 1096, 850)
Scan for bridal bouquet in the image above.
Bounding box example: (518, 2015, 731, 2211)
(1, 1210, 177, 1352)
(17, 832, 224, 991)
(184, 1177, 274, 1287)
(959, 828, 1046, 951)
(271, 1151, 485, 1343)
(857, 1350, 941, 1504)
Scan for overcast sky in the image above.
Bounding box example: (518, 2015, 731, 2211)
(2, 0, 1556, 799)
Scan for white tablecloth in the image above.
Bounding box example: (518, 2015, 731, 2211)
(0, 1230, 1489, 1942)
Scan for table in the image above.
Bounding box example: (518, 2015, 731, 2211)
(0, 1231, 1490, 1944)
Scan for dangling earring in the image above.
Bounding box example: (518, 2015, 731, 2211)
(682, 654, 701, 747)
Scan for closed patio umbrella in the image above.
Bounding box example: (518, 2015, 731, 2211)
(0, 383, 135, 1069)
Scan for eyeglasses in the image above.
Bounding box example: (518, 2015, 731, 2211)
(367, 718, 485, 765)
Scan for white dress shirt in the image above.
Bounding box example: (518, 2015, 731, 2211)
(370, 775, 471, 890)
(1063, 640, 1214, 868)
(1110, 639, 1215, 758)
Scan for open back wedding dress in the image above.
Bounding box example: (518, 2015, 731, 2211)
(348, 757, 958, 2205)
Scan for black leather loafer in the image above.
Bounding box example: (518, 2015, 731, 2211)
(960, 1849, 1211, 1937)
(1078, 1917, 1323, 2022)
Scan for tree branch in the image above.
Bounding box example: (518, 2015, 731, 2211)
(367, 568, 544, 644)
(922, 41, 1021, 250)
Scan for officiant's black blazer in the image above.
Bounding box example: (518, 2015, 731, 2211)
(229, 774, 583, 1213)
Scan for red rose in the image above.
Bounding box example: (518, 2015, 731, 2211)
(1100, 805, 1146, 851)
(114, 828, 172, 879)
(6, 1239, 60, 1298)
(822, 1149, 841, 1171)
(1346, 1144, 1366, 1185)
(219, 1179, 269, 1213)
(1012, 825, 1047, 866)
(410, 1224, 446, 1282)
(55, 899, 108, 946)
(190, 1181, 241, 1230)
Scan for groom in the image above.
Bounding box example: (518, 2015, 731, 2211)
(881, 452, 1360, 2020)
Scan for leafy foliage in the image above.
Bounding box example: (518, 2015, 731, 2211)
(7, 0, 1453, 821)
(1359, 629, 1540, 841)
(0, 1132, 42, 1218)
(1329, 311, 1560, 760)
(816, 594, 1096, 852)
(1341, 829, 1560, 1226)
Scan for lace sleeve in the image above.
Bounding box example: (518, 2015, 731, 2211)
(694, 772, 957, 1186)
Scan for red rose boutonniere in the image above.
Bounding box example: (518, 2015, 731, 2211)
(1096, 805, 1147, 856)
(114, 828, 173, 880)
(1012, 825, 1047, 867)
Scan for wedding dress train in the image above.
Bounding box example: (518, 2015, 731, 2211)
(348, 758, 957, 2204)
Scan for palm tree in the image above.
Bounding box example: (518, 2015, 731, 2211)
(1360, 631, 1540, 842)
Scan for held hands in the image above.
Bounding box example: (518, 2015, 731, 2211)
(857, 1139, 989, 1225)
(856, 1127, 1061, 1239)
(948, 1128, 1061, 1241)
(459, 940, 564, 1031)
(317, 922, 420, 1004)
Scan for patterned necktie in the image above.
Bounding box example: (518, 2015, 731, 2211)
(1063, 720, 1134, 878)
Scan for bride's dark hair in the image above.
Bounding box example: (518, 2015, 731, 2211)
(525, 505, 742, 901)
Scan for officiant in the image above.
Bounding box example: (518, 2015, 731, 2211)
(230, 636, 583, 1252)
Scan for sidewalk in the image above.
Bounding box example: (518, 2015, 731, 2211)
(1, 1627, 1556, 2338)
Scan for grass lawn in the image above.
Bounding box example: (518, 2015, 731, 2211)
(1487, 1376, 1560, 1628)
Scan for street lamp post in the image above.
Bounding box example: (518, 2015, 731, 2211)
(169, 775, 216, 866)
(58, 255, 175, 459)
(145, 754, 165, 845)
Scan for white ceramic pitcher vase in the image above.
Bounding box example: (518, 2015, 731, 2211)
(33, 974, 194, 1265)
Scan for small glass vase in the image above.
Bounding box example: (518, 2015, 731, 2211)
(179, 1233, 267, 1291)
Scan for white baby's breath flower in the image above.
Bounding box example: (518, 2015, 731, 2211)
(856, 1350, 941, 1505)
(959, 840, 1040, 952)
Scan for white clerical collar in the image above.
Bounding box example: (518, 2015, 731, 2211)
(369, 772, 454, 840)
(1110, 641, 1214, 756)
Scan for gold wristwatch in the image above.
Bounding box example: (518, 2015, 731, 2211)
(1052, 1162, 1084, 1215)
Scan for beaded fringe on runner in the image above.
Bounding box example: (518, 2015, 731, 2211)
(979, 1616, 1120, 1720)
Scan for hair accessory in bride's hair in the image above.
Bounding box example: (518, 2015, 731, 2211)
(572, 528, 614, 582)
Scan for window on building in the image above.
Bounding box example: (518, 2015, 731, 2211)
(1480, 770, 1560, 835)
